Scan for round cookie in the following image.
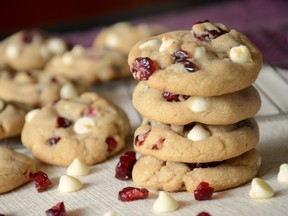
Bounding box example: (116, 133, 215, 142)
(0, 99, 26, 139)
(45, 45, 130, 85)
(132, 149, 261, 192)
(21, 92, 131, 167)
(0, 147, 36, 194)
(93, 22, 166, 55)
(2, 29, 67, 71)
(133, 118, 259, 163)
(128, 20, 262, 96)
(133, 82, 261, 125)
(0, 70, 87, 109)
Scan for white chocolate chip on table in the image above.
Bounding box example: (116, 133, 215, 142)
(58, 175, 83, 193)
(67, 158, 90, 177)
(153, 191, 179, 213)
(277, 163, 288, 182)
(249, 178, 275, 199)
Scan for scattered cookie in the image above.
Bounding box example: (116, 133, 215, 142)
(134, 118, 259, 163)
(0, 147, 36, 194)
(0, 70, 87, 109)
(45, 45, 130, 85)
(133, 82, 261, 125)
(93, 22, 166, 55)
(0, 99, 26, 139)
(128, 20, 262, 96)
(1, 29, 67, 71)
(21, 92, 131, 166)
(132, 149, 261, 192)
(249, 178, 275, 199)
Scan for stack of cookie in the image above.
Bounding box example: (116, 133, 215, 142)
(128, 20, 263, 192)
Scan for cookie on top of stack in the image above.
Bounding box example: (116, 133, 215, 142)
(128, 20, 263, 192)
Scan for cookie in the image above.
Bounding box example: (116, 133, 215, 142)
(0, 70, 87, 109)
(133, 82, 261, 125)
(1, 29, 67, 71)
(0, 99, 26, 139)
(93, 22, 166, 55)
(128, 20, 262, 96)
(133, 118, 259, 163)
(132, 149, 261, 192)
(0, 147, 36, 194)
(21, 92, 131, 167)
(45, 45, 130, 85)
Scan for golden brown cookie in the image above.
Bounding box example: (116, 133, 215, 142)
(128, 20, 262, 96)
(0, 147, 36, 194)
(133, 118, 259, 163)
(133, 82, 261, 125)
(21, 92, 131, 167)
(132, 149, 261, 192)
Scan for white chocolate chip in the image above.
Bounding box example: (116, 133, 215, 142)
(71, 45, 85, 56)
(249, 178, 275, 199)
(103, 211, 116, 216)
(105, 34, 119, 47)
(14, 72, 34, 84)
(67, 158, 90, 177)
(139, 39, 161, 49)
(187, 124, 211, 141)
(5, 44, 20, 59)
(46, 38, 67, 55)
(159, 35, 179, 52)
(0, 99, 4, 111)
(153, 191, 179, 213)
(58, 175, 83, 193)
(229, 45, 251, 63)
(73, 117, 95, 134)
(62, 53, 74, 65)
(25, 109, 40, 122)
(277, 163, 288, 182)
(194, 46, 205, 59)
(190, 97, 208, 112)
(60, 83, 79, 99)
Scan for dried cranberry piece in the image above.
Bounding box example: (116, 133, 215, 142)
(106, 137, 118, 152)
(118, 187, 149, 202)
(48, 136, 61, 145)
(194, 181, 214, 201)
(56, 117, 71, 128)
(163, 91, 190, 102)
(29, 171, 52, 192)
(187, 161, 222, 170)
(193, 20, 227, 42)
(115, 151, 136, 180)
(131, 57, 157, 81)
(82, 107, 96, 117)
(22, 30, 37, 43)
(197, 212, 211, 216)
(236, 119, 253, 129)
(45, 202, 66, 216)
(172, 50, 197, 72)
(134, 130, 150, 146)
(152, 137, 165, 150)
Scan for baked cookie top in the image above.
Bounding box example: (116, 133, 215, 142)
(93, 22, 166, 55)
(1, 29, 67, 71)
(0, 70, 87, 109)
(133, 82, 261, 125)
(0, 99, 26, 139)
(128, 20, 263, 96)
(0, 147, 36, 194)
(45, 45, 130, 85)
(134, 118, 259, 163)
(21, 92, 131, 167)
(132, 149, 261, 192)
